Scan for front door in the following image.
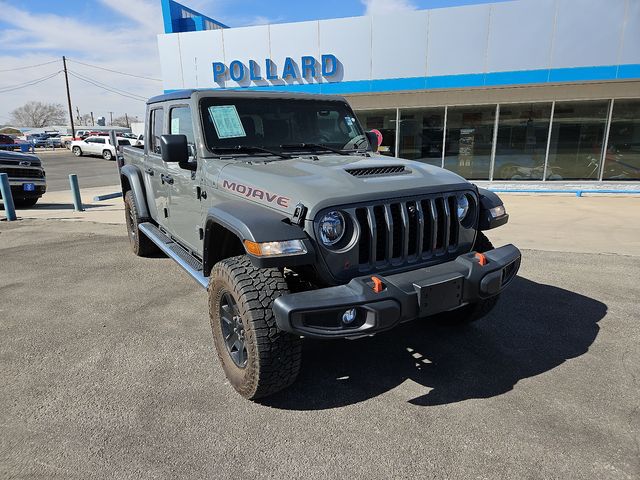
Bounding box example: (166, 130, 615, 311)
(143, 108, 169, 228)
(165, 105, 202, 254)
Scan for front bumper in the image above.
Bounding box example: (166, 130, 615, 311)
(1, 179, 47, 199)
(273, 244, 521, 338)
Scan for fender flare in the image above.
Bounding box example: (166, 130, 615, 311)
(120, 164, 150, 219)
(477, 187, 509, 230)
(203, 201, 315, 272)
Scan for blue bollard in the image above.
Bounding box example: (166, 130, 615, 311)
(0, 173, 17, 221)
(69, 174, 84, 212)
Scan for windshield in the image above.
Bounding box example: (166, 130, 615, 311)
(200, 98, 367, 155)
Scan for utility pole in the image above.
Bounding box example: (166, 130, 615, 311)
(90, 112, 94, 126)
(62, 56, 75, 138)
(125, 113, 129, 128)
(109, 111, 113, 125)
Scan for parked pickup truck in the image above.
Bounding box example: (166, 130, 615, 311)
(0, 149, 47, 206)
(119, 90, 521, 400)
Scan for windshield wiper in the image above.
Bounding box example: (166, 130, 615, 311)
(212, 145, 292, 159)
(280, 143, 350, 156)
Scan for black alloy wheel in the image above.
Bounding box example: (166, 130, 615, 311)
(219, 291, 247, 368)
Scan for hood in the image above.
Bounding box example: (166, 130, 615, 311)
(217, 154, 471, 217)
(0, 150, 42, 167)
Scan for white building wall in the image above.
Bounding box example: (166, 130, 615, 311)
(157, 0, 640, 93)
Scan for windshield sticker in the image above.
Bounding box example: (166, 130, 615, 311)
(208, 105, 246, 139)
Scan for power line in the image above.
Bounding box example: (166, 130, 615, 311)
(67, 70, 148, 101)
(67, 71, 147, 102)
(0, 71, 62, 94)
(0, 59, 59, 73)
(67, 58, 162, 82)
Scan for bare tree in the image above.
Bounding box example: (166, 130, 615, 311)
(112, 115, 139, 128)
(10, 101, 66, 127)
(78, 114, 93, 126)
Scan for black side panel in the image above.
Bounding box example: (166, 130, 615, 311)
(120, 164, 150, 219)
(206, 202, 307, 243)
(203, 202, 315, 273)
(477, 187, 509, 230)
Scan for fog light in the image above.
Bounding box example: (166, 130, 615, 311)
(342, 308, 357, 325)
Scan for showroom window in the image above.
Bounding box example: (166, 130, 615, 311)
(444, 105, 496, 180)
(546, 100, 609, 180)
(356, 109, 397, 156)
(493, 103, 552, 181)
(398, 107, 445, 167)
(602, 99, 640, 181)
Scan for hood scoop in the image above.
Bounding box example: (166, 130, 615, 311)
(345, 165, 408, 178)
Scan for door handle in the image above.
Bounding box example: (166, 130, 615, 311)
(145, 167, 154, 176)
(161, 174, 174, 185)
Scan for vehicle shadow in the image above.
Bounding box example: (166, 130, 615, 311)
(261, 277, 606, 410)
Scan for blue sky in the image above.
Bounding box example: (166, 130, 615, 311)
(0, 0, 511, 125)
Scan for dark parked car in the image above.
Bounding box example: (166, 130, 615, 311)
(0, 150, 47, 206)
(0, 134, 17, 151)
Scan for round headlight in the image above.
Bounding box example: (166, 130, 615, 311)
(456, 194, 470, 221)
(319, 211, 345, 246)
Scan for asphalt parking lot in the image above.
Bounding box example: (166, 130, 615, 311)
(1, 217, 638, 479)
(36, 149, 120, 191)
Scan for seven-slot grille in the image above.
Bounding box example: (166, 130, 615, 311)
(0, 167, 44, 179)
(354, 194, 464, 268)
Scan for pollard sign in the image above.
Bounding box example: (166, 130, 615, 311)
(212, 54, 339, 83)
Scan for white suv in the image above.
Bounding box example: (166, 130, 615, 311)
(70, 136, 131, 160)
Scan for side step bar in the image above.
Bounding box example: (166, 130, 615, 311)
(138, 222, 209, 289)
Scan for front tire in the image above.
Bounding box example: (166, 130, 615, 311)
(72, 146, 82, 157)
(123, 190, 158, 257)
(208, 256, 302, 400)
(102, 149, 113, 160)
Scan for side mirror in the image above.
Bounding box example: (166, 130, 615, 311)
(366, 131, 379, 152)
(160, 134, 189, 164)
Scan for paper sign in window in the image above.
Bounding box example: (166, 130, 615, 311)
(171, 117, 180, 134)
(208, 105, 246, 139)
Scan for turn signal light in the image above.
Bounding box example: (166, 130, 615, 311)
(244, 240, 262, 256)
(243, 239, 307, 257)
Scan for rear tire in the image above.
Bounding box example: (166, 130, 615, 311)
(72, 146, 82, 157)
(124, 190, 158, 257)
(102, 149, 113, 160)
(208, 255, 302, 400)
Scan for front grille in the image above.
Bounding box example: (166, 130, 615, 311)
(355, 194, 462, 267)
(346, 166, 406, 177)
(0, 167, 44, 179)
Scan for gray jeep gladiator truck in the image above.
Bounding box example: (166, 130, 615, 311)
(119, 90, 521, 400)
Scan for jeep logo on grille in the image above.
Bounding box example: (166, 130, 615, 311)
(19, 161, 31, 167)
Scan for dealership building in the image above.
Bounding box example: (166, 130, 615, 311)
(157, 0, 640, 182)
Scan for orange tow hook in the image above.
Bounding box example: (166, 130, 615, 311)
(474, 252, 488, 266)
(371, 276, 384, 293)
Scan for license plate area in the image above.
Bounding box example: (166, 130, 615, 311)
(414, 273, 464, 316)
(23, 183, 35, 192)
